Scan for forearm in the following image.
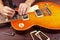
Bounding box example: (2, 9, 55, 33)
(25, 0, 35, 6)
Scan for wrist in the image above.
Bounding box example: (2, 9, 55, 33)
(25, 2, 31, 6)
(25, 0, 35, 6)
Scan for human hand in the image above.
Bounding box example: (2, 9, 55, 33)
(0, 6, 15, 18)
(18, 3, 30, 15)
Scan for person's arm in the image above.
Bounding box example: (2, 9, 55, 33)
(18, 0, 35, 15)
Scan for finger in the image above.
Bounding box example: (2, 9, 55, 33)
(18, 4, 22, 12)
(20, 6, 25, 15)
(11, 11, 15, 17)
(4, 6, 15, 12)
(22, 7, 27, 15)
(18, 5, 23, 15)
(2, 13, 12, 17)
(2, 13, 8, 16)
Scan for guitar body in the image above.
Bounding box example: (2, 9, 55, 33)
(11, 2, 60, 31)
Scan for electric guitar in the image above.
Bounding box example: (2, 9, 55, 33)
(1, 2, 60, 31)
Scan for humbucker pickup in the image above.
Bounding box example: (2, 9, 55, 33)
(35, 9, 43, 17)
